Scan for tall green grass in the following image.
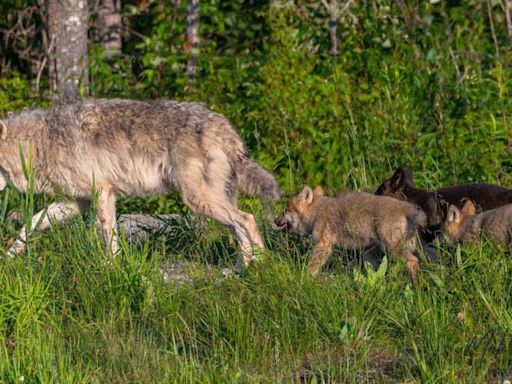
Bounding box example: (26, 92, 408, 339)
(0, 182, 511, 383)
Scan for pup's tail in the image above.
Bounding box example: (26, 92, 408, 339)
(407, 205, 428, 229)
(235, 152, 281, 201)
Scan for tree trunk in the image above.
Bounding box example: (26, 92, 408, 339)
(97, 0, 122, 57)
(186, 0, 199, 85)
(506, 0, 512, 39)
(47, 0, 89, 103)
(328, 0, 338, 56)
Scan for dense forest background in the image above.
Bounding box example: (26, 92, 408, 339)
(1, 0, 511, 195)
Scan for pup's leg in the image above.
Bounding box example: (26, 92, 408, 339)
(387, 238, 420, 283)
(308, 237, 334, 275)
(95, 184, 118, 255)
(404, 250, 419, 283)
(380, 218, 420, 282)
(361, 245, 381, 270)
(7, 200, 82, 257)
(418, 240, 437, 262)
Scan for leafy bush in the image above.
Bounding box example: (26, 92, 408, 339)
(1, 0, 511, 197)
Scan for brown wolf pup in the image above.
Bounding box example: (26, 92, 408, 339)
(376, 167, 512, 228)
(443, 200, 512, 245)
(0, 99, 280, 267)
(274, 186, 428, 282)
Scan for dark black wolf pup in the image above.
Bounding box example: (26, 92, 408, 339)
(376, 168, 512, 230)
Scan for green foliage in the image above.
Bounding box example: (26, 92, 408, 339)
(242, 1, 512, 192)
(0, 195, 512, 382)
(0, 71, 42, 114)
(3, 1, 511, 193)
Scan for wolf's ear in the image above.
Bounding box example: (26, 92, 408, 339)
(299, 186, 314, 205)
(313, 186, 324, 197)
(460, 199, 477, 217)
(446, 204, 461, 223)
(389, 168, 412, 191)
(0, 120, 6, 140)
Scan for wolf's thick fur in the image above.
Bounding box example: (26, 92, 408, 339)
(275, 186, 427, 282)
(443, 200, 512, 245)
(0, 99, 280, 264)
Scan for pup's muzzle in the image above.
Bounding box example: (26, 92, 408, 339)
(274, 215, 288, 231)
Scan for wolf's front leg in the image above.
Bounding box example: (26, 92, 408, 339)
(7, 201, 81, 257)
(307, 238, 334, 276)
(95, 184, 119, 255)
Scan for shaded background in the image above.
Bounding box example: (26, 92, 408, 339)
(1, 0, 511, 197)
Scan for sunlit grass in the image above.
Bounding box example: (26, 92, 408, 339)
(0, 183, 511, 383)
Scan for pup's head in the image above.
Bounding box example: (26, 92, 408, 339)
(442, 199, 477, 243)
(375, 167, 414, 197)
(274, 186, 324, 235)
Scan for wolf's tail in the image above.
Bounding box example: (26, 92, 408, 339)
(235, 152, 281, 201)
(209, 119, 281, 201)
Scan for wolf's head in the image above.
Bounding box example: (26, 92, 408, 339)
(375, 167, 414, 197)
(442, 199, 477, 243)
(274, 186, 324, 235)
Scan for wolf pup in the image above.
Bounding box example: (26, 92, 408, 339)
(0, 99, 280, 267)
(376, 167, 512, 230)
(443, 199, 512, 245)
(275, 186, 427, 282)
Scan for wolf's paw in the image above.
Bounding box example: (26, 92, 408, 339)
(235, 248, 268, 273)
(5, 239, 24, 258)
(250, 247, 267, 262)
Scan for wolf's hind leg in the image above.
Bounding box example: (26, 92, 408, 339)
(7, 200, 82, 257)
(182, 192, 265, 266)
(177, 153, 266, 267)
(95, 184, 119, 255)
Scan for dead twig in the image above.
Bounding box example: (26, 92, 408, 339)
(35, 35, 54, 94)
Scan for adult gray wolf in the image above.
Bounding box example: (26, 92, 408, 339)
(275, 186, 427, 282)
(0, 99, 280, 266)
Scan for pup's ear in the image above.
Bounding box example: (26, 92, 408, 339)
(313, 186, 324, 197)
(298, 186, 314, 205)
(402, 168, 414, 184)
(446, 204, 461, 223)
(460, 199, 477, 217)
(389, 168, 411, 191)
(0, 120, 7, 140)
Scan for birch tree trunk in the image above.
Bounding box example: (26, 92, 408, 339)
(97, 0, 122, 57)
(186, 0, 199, 85)
(506, 0, 512, 39)
(322, 0, 354, 57)
(47, 0, 89, 103)
(328, 0, 338, 56)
